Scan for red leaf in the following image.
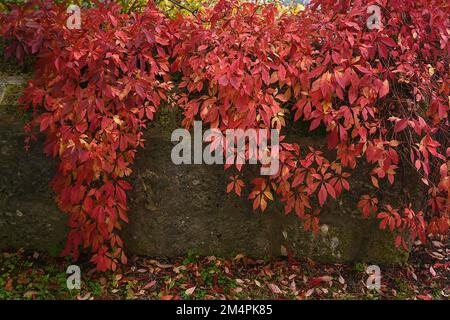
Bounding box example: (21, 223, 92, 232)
(318, 185, 327, 207)
(394, 119, 408, 133)
(348, 85, 358, 104)
(268, 283, 282, 294)
(278, 64, 286, 82)
(379, 80, 389, 98)
(380, 37, 397, 47)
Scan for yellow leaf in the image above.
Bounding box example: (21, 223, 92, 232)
(113, 115, 124, 126)
(371, 176, 379, 188)
(264, 190, 274, 201)
(234, 253, 245, 261)
(185, 286, 196, 296)
(323, 101, 332, 112)
(389, 140, 401, 147)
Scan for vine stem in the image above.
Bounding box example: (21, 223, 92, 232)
(0, 0, 11, 10)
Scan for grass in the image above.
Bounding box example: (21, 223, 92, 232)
(0, 239, 448, 300)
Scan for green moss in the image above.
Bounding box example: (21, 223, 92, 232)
(0, 83, 27, 123)
(0, 55, 33, 75)
(354, 262, 367, 272)
(150, 103, 184, 133)
(1, 83, 23, 105)
(392, 278, 414, 299)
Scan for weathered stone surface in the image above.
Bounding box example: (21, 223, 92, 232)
(0, 71, 409, 264)
(123, 117, 409, 264)
(0, 73, 67, 252)
(123, 129, 281, 258)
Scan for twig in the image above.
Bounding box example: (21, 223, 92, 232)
(166, 0, 199, 19)
(0, 0, 11, 11)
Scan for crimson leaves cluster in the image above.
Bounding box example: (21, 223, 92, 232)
(0, 0, 448, 270)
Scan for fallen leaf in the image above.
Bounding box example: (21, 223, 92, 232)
(156, 263, 173, 269)
(303, 275, 308, 284)
(308, 277, 323, 286)
(185, 286, 196, 296)
(305, 288, 315, 297)
(173, 266, 186, 273)
(143, 280, 156, 290)
(429, 266, 437, 277)
(432, 241, 443, 248)
(321, 276, 333, 282)
(234, 254, 245, 261)
(76, 292, 91, 300)
(268, 283, 282, 294)
(430, 252, 445, 260)
(290, 280, 297, 292)
(417, 294, 432, 300)
(23, 290, 38, 299)
(232, 287, 243, 293)
(99, 277, 108, 286)
(4, 279, 13, 292)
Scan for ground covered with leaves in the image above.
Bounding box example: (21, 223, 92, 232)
(0, 239, 448, 300)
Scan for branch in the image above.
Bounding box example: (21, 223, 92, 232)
(165, 0, 199, 19)
(0, 0, 11, 11)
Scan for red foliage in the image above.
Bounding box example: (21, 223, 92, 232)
(1, 0, 174, 271)
(0, 0, 448, 271)
(172, 0, 449, 245)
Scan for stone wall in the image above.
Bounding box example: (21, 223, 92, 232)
(0, 70, 410, 264)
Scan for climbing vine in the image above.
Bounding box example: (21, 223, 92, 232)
(0, 0, 448, 271)
(0, 0, 175, 271)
